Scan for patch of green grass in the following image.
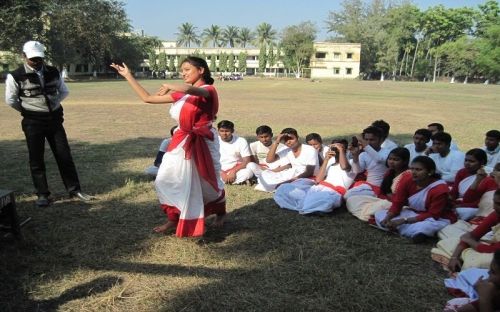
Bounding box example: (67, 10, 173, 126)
(0, 79, 498, 311)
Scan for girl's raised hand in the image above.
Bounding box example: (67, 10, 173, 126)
(110, 62, 130, 77)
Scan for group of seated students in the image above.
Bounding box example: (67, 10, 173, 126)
(214, 119, 500, 312)
(148, 120, 500, 311)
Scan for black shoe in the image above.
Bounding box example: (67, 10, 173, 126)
(411, 233, 428, 244)
(69, 191, 94, 202)
(36, 195, 50, 207)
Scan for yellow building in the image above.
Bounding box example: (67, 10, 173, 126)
(310, 42, 361, 79)
(151, 41, 361, 79)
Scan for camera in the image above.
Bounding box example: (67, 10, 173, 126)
(281, 134, 291, 142)
(330, 146, 339, 153)
(351, 136, 359, 147)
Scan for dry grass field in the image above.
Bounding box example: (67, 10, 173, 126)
(0, 78, 499, 311)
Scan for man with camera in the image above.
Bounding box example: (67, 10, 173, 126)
(344, 126, 391, 199)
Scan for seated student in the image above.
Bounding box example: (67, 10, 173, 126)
(346, 147, 412, 221)
(247, 125, 286, 176)
(447, 189, 500, 273)
(372, 119, 398, 150)
(451, 149, 498, 220)
(483, 130, 500, 173)
(428, 122, 460, 151)
(217, 120, 253, 185)
(305, 132, 328, 167)
(429, 132, 465, 186)
(145, 125, 177, 176)
(404, 128, 432, 163)
(344, 126, 391, 199)
(444, 250, 500, 312)
(374, 156, 457, 243)
(274, 139, 355, 214)
(255, 128, 318, 192)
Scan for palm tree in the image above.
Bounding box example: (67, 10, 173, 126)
(202, 25, 222, 48)
(221, 25, 239, 48)
(238, 27, 255, 48)
(176, 22, 200, 48)
(256, 22, 277, 47)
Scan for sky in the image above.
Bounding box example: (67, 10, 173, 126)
(123, 0, 488, 42)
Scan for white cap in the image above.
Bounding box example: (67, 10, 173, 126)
(23, 41, 45, 59)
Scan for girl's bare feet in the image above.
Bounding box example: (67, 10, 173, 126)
(212, 214, 226, 228)
(153, 220, 177, 233)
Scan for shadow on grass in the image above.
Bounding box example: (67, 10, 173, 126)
(0, 137, 164, 196)
(0, 135, 446, 311)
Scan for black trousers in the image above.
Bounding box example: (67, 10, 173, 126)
(21, 117, 81, 196)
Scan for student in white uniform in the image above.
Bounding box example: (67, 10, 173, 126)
(256, 128, 318, 192)
(372, 119, 398, 150)
(344, 126, 391, 199)
(217, 120, 253, 185)
(274, 139, 355, 214)
(483, 129, 500, 173)
(427, 122, 460, 151)
(305, 133, 329, 174)
(247, 125, 287, 177)
(428, 132, 465, 186)
(404, 128, 432, 163)
(145, 125, 177, 176)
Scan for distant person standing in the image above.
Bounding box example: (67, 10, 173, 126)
(4, 41, 92, 207)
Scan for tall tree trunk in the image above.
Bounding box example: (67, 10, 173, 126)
(404, 50, 409, 76)
(410, 40, 419, 77)
(432, 55, 438, 83)
(463, 76, 468, 84)
(399, 50, 406, 76)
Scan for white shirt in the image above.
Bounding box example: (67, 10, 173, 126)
(250, 141, 286, 166)
(429, 150, 465, 183)
(352, 145, 390, 186)
(482, 145, 500, 173)
(381, 138, 398, 151)
(277, 144, 318, 175)
(404, 143, 427, 163)
(219, 135, 252, 171)
(324, 158, 356, 189)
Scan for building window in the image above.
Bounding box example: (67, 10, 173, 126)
(333, 68, 340, 75)
(346, 53, 353, 59)
(315, 52, 326, 59)
(333, 52, 341, 60)
(346, 68, 353, 75)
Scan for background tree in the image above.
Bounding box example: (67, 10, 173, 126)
(238, 27, 255, 48)
(219, 52, 227, 72)
(0, 0, 45, 51)
(238, 51, 247, 73)
(280, 21, 317, 78)
(176, 22, 200, 48)
(258, 44, 267, 73)
(157, 52, 167, 71)
(221, 25, 239, 48)
(168, 56, 175, 72)
(475, 23, 500, 82)
(202, 25, 221, 48)
(227, 54, 235, 73)
(44, 0, 131, 70)
(256, 22, 277, 47)
(267, 43, 276, 73)
(209, 54, 217, 73)
(438, 36, 478, 83)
